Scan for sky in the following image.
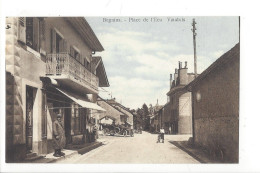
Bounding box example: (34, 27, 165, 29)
(86, 16, 239, 110)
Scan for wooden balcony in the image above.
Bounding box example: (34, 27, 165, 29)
(46, 53, 99, 94)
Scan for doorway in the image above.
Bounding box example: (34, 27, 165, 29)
(25, 86, 36, 153)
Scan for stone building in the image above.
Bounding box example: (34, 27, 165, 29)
(105, 98, 134, 127)
(161, 61, 195, 134)
(186, 43, 239, 163)
(149, 100, 163, 133)
(96, 97, 129, 126)
(5, 17, 109, 162)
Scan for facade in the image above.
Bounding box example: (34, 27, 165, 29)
(96, 97, 128, 126)
(149, 101, 163, 133)
(6, 17, 109, 162)
(161, 62, 195, 134)
(105, 98, 134, 128)
(186, 43, 239, 163)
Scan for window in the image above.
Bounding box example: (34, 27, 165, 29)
(55, 33, 62, 53)
(71, 103, 82, 135)
(84, 58, 90, 70)
(26, 17, 41, 51)
(120, 115, 125, 123)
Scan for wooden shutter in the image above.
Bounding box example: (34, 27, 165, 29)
(17, 17, 26, 43)
(80, 54, 84, 65)
(39, 19, 46, 55)
(33, 18, 40, 51)
(61, 39, 68, 53)
(51, 29, 56, 53)
(70, 46, 74, 57)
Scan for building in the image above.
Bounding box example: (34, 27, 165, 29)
(149, 100, 163, 133)
(96, 97, 129, 126)
(161, 61, 195, 134)
(186, 43, 239, 162)
(105, 98, 134, 128)
(6, 17, 109, 162)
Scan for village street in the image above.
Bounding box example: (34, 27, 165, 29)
(57, 132, 200, 164)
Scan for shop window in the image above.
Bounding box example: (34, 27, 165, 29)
(71, 103, 81, 135)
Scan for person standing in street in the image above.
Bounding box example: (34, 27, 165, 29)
(160, 128, 165, 143)
(52, 113, 66, 157)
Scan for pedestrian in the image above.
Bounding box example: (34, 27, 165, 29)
(160, 128, 165, 143)
(93, 125, 98, 141)
(52, 113, 66, 157)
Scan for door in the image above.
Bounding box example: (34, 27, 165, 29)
(26, 86, 35, 153)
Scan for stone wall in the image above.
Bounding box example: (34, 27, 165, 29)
(178, 92, 192, 134)
(193, 50, 239, 163)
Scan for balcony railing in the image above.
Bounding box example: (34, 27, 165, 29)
(46, 53, 99, 91)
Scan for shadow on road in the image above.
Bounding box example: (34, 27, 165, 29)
(169, 141, 206, 163)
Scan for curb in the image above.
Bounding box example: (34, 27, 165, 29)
(170, 141, 210, 163)
(32, 141, 104, 163)
(48, 151, 79, 163)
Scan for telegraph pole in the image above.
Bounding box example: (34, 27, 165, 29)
(192, 19, 197, 78)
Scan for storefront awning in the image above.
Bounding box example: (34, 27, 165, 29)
(56, 88, 106, 112)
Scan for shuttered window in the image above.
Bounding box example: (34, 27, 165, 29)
(26, 17, 40, 51)
(69, 46, 84, 65)
(18, 17, 26, 43)
(51, 29, 68, 54)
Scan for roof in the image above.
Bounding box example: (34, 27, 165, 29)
(186, 43, 240, 91)
(167, 85, 186, 96)
(92, 56, 110, 87)
(158, 102, 170, 111)
(100, 115, 116, 121)
(105, 99, 134, 118)
(97, 96, 128, 117)
(91, 56, 101, 71)
(65, 17, 104, 52)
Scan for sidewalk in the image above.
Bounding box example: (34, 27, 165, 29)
(28, 141, 104, 163)
(169, 140, 219, 163)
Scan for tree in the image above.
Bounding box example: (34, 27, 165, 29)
(142, 103, 150, 131)
(135, 108, 144, 130)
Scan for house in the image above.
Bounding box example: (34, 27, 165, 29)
(5, 17, 109, 162)
(149, 100, 163, 133)
(162, 61, 195, 134)
(186, 43, 239, 163)
(105, 98, 134, 128)
(96, 97, 129, 126)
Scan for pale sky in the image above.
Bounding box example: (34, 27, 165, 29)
(86, 16, 239, 109)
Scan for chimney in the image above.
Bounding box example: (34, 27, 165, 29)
(185, 61, 187, 68)
(179, 61, 182, 69)
(170, 74, 172, 89)
(175, 68, 178, 74)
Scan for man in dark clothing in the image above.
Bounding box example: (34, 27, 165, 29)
(53, 113, 66, 157)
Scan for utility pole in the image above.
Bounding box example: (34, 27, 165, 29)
(192, 18, 198, 78)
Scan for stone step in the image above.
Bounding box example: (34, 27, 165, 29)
(24, 153, 45, 162)
(26, 152, 37, 158)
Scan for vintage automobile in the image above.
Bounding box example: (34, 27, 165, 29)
(115, 125, 134, 137)
(101, 123, 134, 137)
